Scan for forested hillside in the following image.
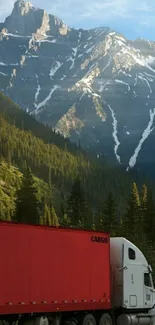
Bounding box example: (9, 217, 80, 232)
(0, 91, 135, 216)
(0, 91, 155, 280)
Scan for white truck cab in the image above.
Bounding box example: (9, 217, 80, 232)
(110, 238, 155, 325)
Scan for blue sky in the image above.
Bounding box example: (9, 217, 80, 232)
(0, 0, 155, 40)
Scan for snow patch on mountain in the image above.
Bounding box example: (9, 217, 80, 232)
(69, 47, 78, 70)
(115, 79, 130, 91)
(107, 103, 121, 163)
(34, 74, 41, 102)
(137, 74, 152, 94)
(34, 85, 59, 113)
(0, 72, 7, 76)
(127, 108, 155, 170)
(49, 61, 63, 79)
(0, 62, 18, 66)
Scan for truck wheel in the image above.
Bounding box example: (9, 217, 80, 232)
(82, 314, 96, 325)
(99, 314, 113, 325)
(64, 318, 78, 325)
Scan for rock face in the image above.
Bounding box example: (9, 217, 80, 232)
(0, 0, 155, 175)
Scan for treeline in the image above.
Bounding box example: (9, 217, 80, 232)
(12, 165, 155, 245)
(12, 168, 155, 280)
(1, 91, 155, 279)
(0, 111, 135, 216)
(1, 164, 155, 282)
(0, 143, 155, 280)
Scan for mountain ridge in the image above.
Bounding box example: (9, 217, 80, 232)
(0, 0, 155, 176)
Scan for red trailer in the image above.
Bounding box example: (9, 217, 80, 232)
(1, 222, 154, 325)
(0, 222, 110, 317)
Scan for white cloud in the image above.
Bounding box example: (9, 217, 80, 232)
(47, 0, 128, 22)
(137, 3, 155, 12)
(45, 0, 155, 24)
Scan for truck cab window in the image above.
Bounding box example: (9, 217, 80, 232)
(144, 273, 152, 287)
(128, 248, 136, 260)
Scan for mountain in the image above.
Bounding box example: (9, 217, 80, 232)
(0, 1, 155, 176)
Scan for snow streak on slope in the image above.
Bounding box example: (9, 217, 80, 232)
(127, 108, 155, 170)
(144, 72, 155, 81)
(49, 61, 63, 78)
(102, 56, 111, 72)
(0, 62, 18, 66)
(68, 47, 78, 69)
(133, 90, 137, 97)
(34, 85, 59, 113)
(119, 44, 155, 73)
(34, 74, 41, 101)
(107, 103, 121, 163)
(138, 74, 152, 93)
(130, 52, 155, 73)
(119, 70, 132, 78)
(99, 80, 111, 92)
(3, 33, 31, 38)
(115, 79, 130, 91)
(78, 31, 82, 43)
(37, 39, 57, 44)
(0, 72, 7, 76)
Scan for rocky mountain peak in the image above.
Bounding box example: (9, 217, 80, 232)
(3, 0, 43, 35)
(14, 0, 33, 15)
(2, 0, 69, 37)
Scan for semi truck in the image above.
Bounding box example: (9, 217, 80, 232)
(0, 222, 155, 325)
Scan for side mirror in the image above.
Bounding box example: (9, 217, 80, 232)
(148, 265, 153, 273)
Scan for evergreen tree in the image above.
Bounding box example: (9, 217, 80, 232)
(6, 208, 11, 221)
(59, 202, 65, 224)
(61, 213, 70, 227)
(122, 182, 140, 241)
(50, 206, 59, 226)
(83, 204, 93, 230)
(100, 192, 118, 235)
(59, 200, 71, 227)
(141, 184, 147, 210)
(41, 204, 59, 227)
(144, 190, 155, 244)
(39, 215, 44, 225)
(43, 204, 51, 225)
(14, 166, 39, 224)
(95, 206, 103, 231)
(67, 177, 87, 228)
(140, 184, 148, 234)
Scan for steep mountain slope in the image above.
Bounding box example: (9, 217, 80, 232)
(0, 0, 155, 175)
(0, 91, 137, 217)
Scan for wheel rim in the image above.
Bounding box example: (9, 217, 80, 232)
(86, 319, 94, 325)
(101, 317, 111, 325)
(103, 320, 109, 325)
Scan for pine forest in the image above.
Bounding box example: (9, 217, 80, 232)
(0, 91, 155, 280)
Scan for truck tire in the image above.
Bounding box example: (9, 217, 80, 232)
(99, 314, 113, 325)
(64, 318, 78, 325)
(82, 314, 96, 325)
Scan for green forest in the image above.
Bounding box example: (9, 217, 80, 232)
(0, 91, 155, 280)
